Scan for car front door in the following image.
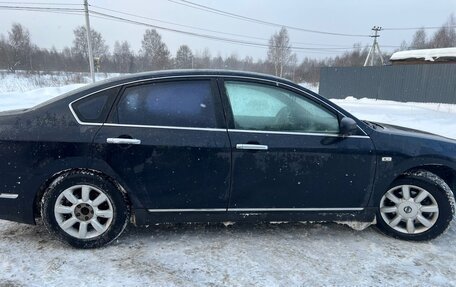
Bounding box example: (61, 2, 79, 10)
(221, 79, 376, 211)
(93, 78, 231, 211)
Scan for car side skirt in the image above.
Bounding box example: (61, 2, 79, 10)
(133, 208, 376, 226)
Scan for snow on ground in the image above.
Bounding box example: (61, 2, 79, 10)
(299, 82, 319, 93)
(0, 70, 120, 93)
(333, 97, 456, 139)
(0, 84, 456, 286)
(0, 220, 455, 286)
(0, 84, 85, 111)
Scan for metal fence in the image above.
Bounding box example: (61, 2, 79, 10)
(319, 64, 456, 104)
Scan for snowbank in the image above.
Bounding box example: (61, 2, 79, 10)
(0, 84, 85, 111)
(0, 70, 121, 93)
(332, 97, 456, 139)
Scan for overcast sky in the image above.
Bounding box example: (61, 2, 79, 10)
(0, 0, 455, 61)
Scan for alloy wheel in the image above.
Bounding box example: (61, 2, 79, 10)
(54, 185, 114, 239)
(380, 184, 439, 234)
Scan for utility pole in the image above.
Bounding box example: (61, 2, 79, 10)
(364, 26, 384, 66)
(84, 0, 95, 82)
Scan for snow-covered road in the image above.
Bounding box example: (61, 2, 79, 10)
(0, 220, 455, 286)
(0, 85, 455, 286)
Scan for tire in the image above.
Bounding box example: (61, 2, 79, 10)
(376, 171, 455, 241)
(41, 170, 130, 248)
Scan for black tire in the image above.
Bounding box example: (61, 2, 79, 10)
(41, 170, 130, 248)
(376, 171, 455, 241)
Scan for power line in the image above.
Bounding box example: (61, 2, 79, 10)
(0, 5, 83, 12)
(0, 1, 80, 5)
(89, 9, 365, 54)
(0, 4, 399, 56)
(383, 25, 456, 31)
(89, 4, 364, 49)
(167, 0, 370, 38)
(89, 4, 269, 42)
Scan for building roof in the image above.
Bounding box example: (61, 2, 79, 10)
(390, 47, 456, 62)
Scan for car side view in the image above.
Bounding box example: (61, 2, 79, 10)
(0, 70, 454, 248)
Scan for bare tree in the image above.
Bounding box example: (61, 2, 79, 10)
(267, 27, 294, 77)
(7, 23, 32, 71)
(141, 29, 170, 71)
(0, 35, 9, 69)
(429, 14, 456, 48)
(113, 41, 134, 73)
(212, 54, 224, 69)
(175, 45, 193, 69)
(225, 53, 241, 70)
(409, 28, 428, 49)
(72, 26, 109, 60)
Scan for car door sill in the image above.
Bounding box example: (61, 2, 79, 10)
(147, 207, 364, 212)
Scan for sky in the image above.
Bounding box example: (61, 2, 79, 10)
(0, 0, 455, 61)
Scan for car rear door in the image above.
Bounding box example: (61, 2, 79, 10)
(220, 78, 376, 211)
(92, 78, 231, 211)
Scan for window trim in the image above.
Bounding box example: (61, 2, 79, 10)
(68, 74, 368, 136)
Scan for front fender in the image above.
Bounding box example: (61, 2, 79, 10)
(368, 155, 456, 207)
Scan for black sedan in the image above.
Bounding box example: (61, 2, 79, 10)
(0, 70, 454, 248)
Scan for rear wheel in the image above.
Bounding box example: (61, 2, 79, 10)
(376, 171, 455, 241)
(41, 170, 130, 248)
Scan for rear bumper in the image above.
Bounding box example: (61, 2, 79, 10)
(0, 194, 35, 224)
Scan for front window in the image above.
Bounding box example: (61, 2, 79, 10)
(224, 81, 339, 133)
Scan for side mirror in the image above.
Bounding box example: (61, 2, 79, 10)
(340, 117, 358, 136)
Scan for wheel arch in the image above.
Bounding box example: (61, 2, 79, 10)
(34, 168, 135, 220)
(397, 164, 456, 194)
(370, 162, 456, 208)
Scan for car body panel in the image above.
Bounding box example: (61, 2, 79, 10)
(0, 100, 99, 224)
(93, 125, 232, 210)
(226, 130, 376, 209)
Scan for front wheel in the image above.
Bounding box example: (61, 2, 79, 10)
(41, 170, 130, 248)
(376, 171, 455, 241)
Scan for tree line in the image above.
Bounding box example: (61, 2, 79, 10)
(0, 14, 455, 84)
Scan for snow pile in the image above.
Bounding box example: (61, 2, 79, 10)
(390, 47, 456, 62)
(0, 84, 85, 111)
(0, 70, 121, 93)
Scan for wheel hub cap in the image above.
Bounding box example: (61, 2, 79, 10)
(398, 202, 418, 218)
(74, 203, 94, 221)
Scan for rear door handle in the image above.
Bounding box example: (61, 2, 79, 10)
(236, 144, 268, 150)
(106, 138, 141, 145)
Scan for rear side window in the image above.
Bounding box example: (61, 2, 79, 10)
(116, 80, 218, 128)
(72, 87, 119, 123)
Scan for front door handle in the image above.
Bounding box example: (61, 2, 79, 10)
(236, 144, 268, 150)
(106, 138, 141, 145)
